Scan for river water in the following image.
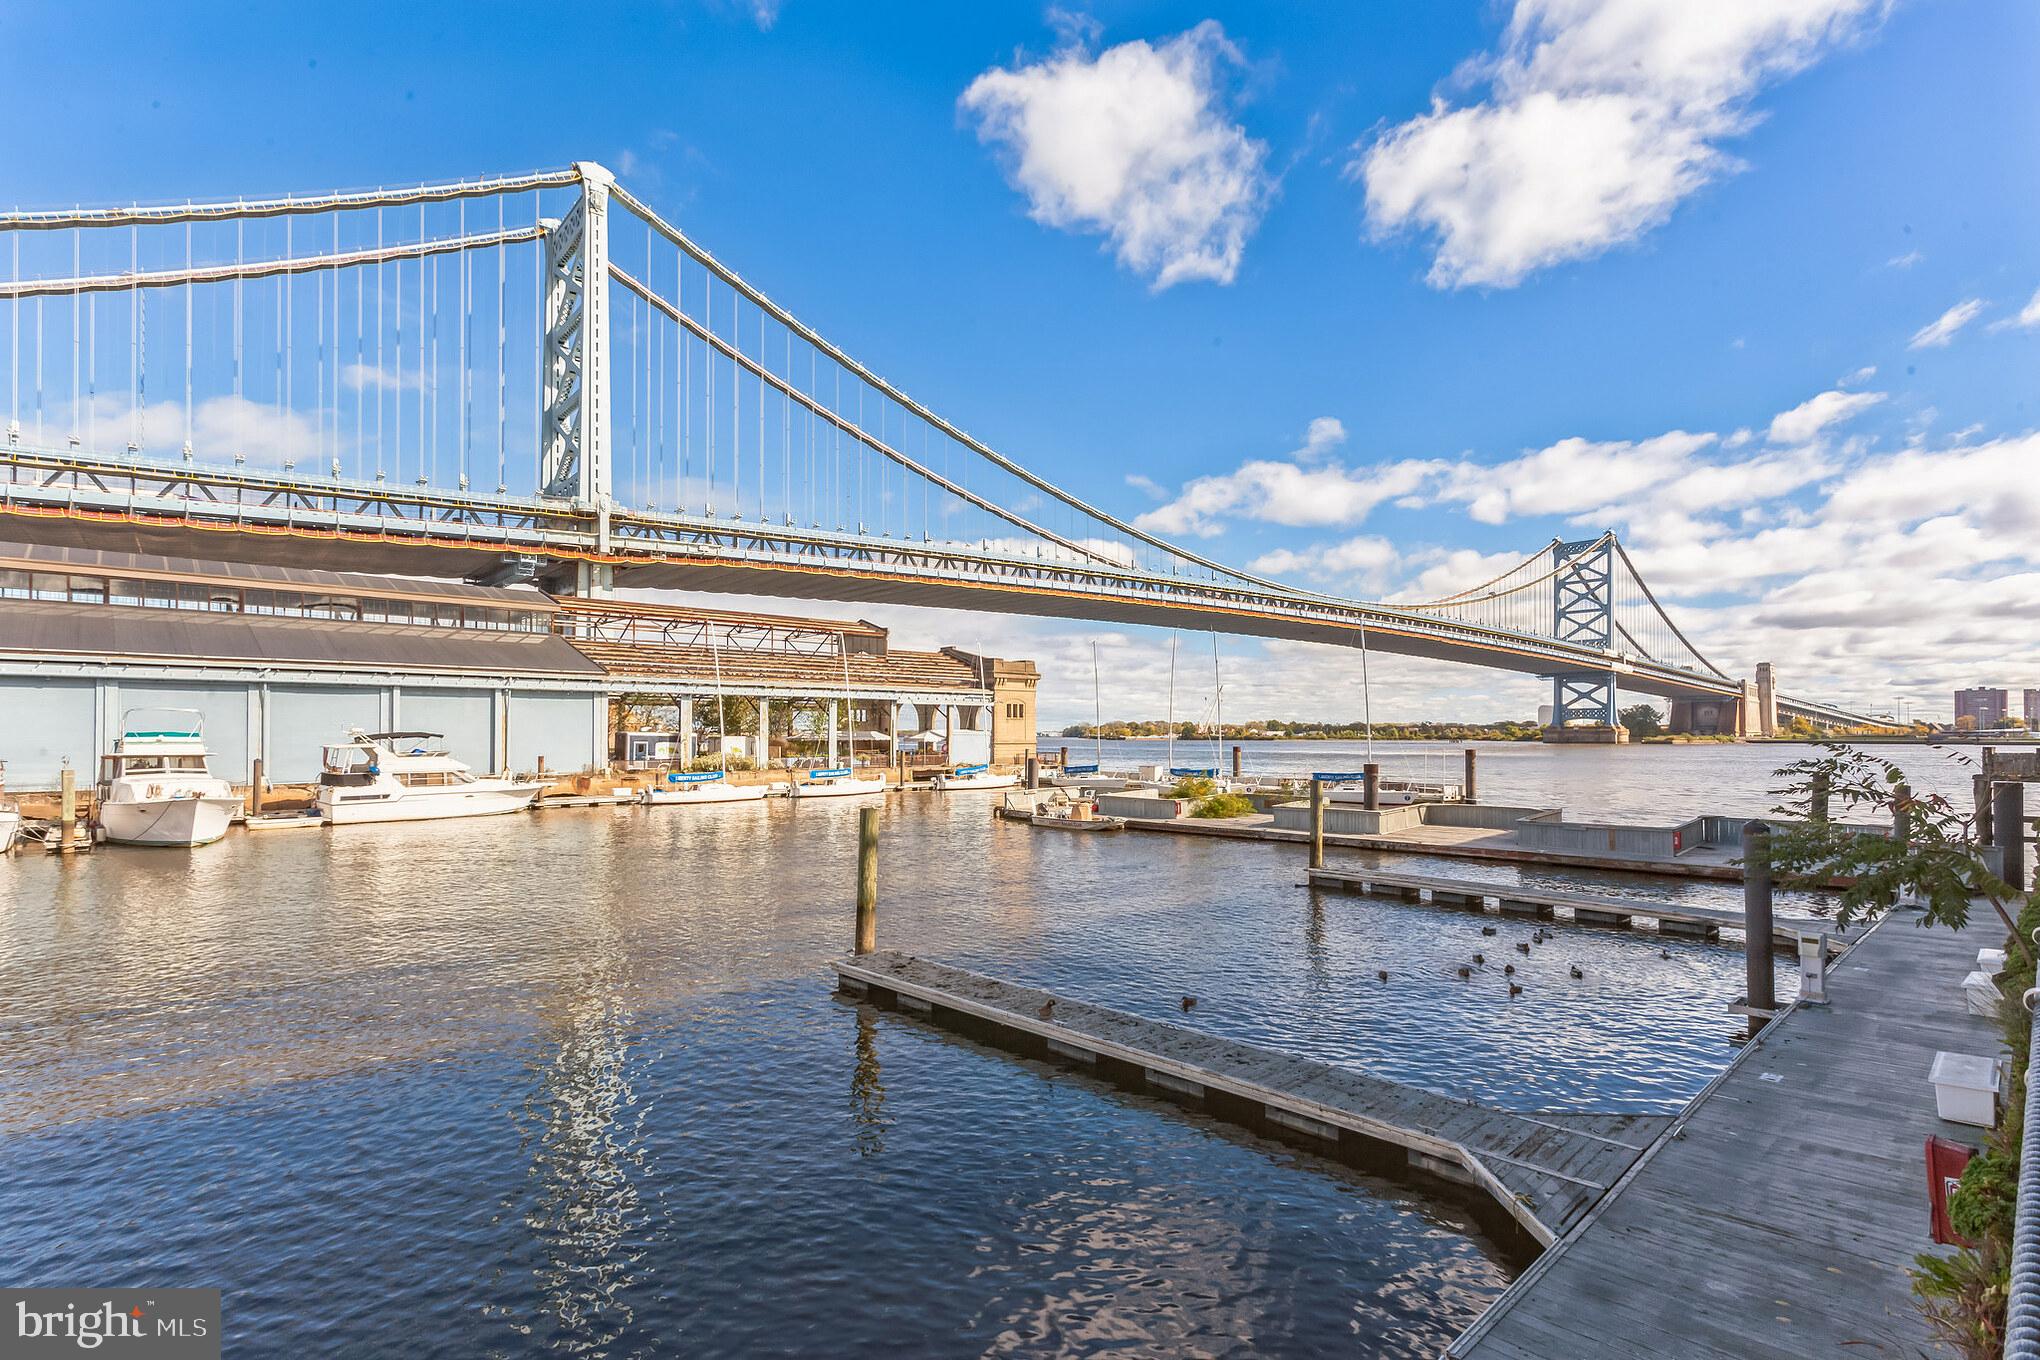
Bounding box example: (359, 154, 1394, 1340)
(0, 741, 1983, 1356)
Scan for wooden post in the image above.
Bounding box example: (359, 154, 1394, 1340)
(1743, 820, 1775, 1039)
(854, 806, 879, 955)
(1463, 747, 1478, 802)
(1059, 745, 1069, 771)
(1995, 781, 2027, 895)
(1893, 782, 1912, 848)
(1363, 762, 1381, 812)
(249, 757, 266, 816)
(1975, 773, 1994, 846)
(1231, 744, 1242, 779)
(536, 754, 547, 777)
(59, 764, 77, 851)
(1025, 755, 1039, 790)
(1810, 768, 1829, 823)
(1309, 779, 1326, 871)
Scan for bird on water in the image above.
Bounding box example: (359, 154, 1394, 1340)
(1480, 925, 1497, 936)
(1038, 999, 1055, 1020)
(1509, 982, 1524, 997)
(1569, 965, 1584, 980)
(1516, 941, 1531, 955)
(1180, 995, 1197, 1011)
(1456, 965, 1472, 980)
(1472, 952, 1485, 965)
(1503, 963, 1515, 976)
(1377, 969, 1389, 982)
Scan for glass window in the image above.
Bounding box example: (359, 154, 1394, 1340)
(0, 569, 30, 599)
(208, 589, 241, 613)
(177, 582, 211, 610)
(380, 599, 414, 625)
(142, 579, 176, 609)
(30, 573, 68, 601)
(429, 604, 463, 628)
(244, 589, 275, 616)
(108, 578, 145, 607)
(122, 756, 164, 773)
(66, 575, 107, 604)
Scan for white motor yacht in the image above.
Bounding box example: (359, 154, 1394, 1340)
(95, 709, 243, 847)
(317, 730, 545, 825)
(641, 771, 769, 806)
(930, 763, 1018, 792)
(1325, 776, 1464, 807)
(788, 766, 889, 799)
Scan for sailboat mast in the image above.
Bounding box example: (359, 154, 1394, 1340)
(712, 626, 729, 773)
(1166, 632, 1177, 772)
(1210, 632, 1223, 773)
(1092, 640, 1103, 770)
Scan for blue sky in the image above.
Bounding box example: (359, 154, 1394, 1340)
(6, 1, 2038, 724)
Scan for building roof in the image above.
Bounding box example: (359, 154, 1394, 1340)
(0, 600, 604, 675)
(0, 540, 557, 611)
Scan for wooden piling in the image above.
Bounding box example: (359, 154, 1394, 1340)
(855, 806, 879, 955)
(1463, 747, 1478, 802)
(1893, 782, 1912, 848)
(1975, 773, 1994, 847)
(58, 765, 77, 852)
(1811, 769, 1829, 823)
(1994, 781, 2026, 894)
(1231, 745, 1242, 779)
(1025, 755, 1039, 790)
(249, 757, 266, 816)
(1743, 821, 1775, 1038)
(1308, 780, 1325, 871)
(1363, 762, 1381, 812)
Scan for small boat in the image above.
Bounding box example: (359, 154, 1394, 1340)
(789, 766, 889, 799)
(1325, 777, 1464, 807)
(0, 760, 19, 854)
(317, 730, 545, 825)
(1000, 788, 1125, 831)
(1033, 809, 1126, 832)
(244, 810, 325, 832)
(641, 771, 769, 806)
(930, 763, 1017, 792)
(94, 709, 244, 847)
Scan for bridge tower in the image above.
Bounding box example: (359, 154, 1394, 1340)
(1547, 537, 1621, 737)
(539, 161, 617, 595)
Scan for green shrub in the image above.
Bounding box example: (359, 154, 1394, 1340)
(687, 755, 754, 772)
(1168, 776, 1217, 799)
(1191, 792, 1255, 819)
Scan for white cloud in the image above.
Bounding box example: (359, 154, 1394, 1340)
(1124, 473, 1166, 500)
(1134, 419, 1435, 537)
(1355, 0, 1883, 288)
(1886, 249, 1923, 269)
(1248, 534, 1398, 585)
(1988, 286, 2040, 333)
(1839, 365, 1877, 387)
(1766, 386, 1885, 444)
(342, 360, 424, 393)
(1908, 298, 1985, 349)
(960, 21, 1272, 289)
(1435, 430, 1718, 524)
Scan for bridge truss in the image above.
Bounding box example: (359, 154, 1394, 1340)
(0, 164, 1883, 730)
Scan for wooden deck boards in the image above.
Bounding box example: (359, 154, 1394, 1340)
(834, 950, 1671, 1247)
(1307, 865, 1860, 951)
(1450, 905, 2006, 1359)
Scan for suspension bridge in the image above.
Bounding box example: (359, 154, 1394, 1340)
(0, 162, 1881, 734)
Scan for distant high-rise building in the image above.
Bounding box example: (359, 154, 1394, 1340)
(2025, 689, 2040, 727)
(1956, 687, 2010, 728)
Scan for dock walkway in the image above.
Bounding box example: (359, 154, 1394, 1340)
(1449, 904, 2006, 1358)
(835, 951, 1671, 1248)
(1307, 865, 1858, 952)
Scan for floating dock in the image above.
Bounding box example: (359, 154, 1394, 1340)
(1307, 865, 1856, 952)
(834, 951, 1671, 1249)
(1449, 903, 2003, 1358)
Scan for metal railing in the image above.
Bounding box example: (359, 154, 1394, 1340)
(2008, 989, 2040, 1357)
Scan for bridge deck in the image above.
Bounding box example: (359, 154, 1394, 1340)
(834, 950, 1671, 1248)
(1448, 903, 2003, 1358)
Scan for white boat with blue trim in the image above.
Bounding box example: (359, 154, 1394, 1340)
(641, 771, 769, 806)
(318, 730, 545, 825)
(788, 766, 888, 799)
(94, 709, 243, 847)
(930, 763, 1017, 792)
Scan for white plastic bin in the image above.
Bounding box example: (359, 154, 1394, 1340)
(1930, 1051, 2000, 1127)
(1978, 947, 2008, 974)
(1963, 970, 2003, 1017)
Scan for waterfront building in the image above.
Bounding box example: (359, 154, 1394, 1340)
(1955, 686, 2010, 727)
(2026, 689, 2040, 727)
(0, 541, 1033, 788)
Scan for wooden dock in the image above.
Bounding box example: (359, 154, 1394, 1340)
(1449, 903, 2005, 1358)
(835, 950, 1671, 1249)
(1307, 865, 1857, 952)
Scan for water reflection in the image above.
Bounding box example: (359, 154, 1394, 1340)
(849, 1005, 890, 1159)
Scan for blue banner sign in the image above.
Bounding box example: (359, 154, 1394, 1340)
(666, 771, 726, 783)
(1168, 767, 1218, 778)
(1062, 764, 1100, 775)
(952, 763, 988, 775)
(806, 767, 853, 780)
(1311, 771, 1372, 782)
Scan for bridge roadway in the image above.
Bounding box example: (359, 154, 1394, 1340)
(0, 444, 1874, 726)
